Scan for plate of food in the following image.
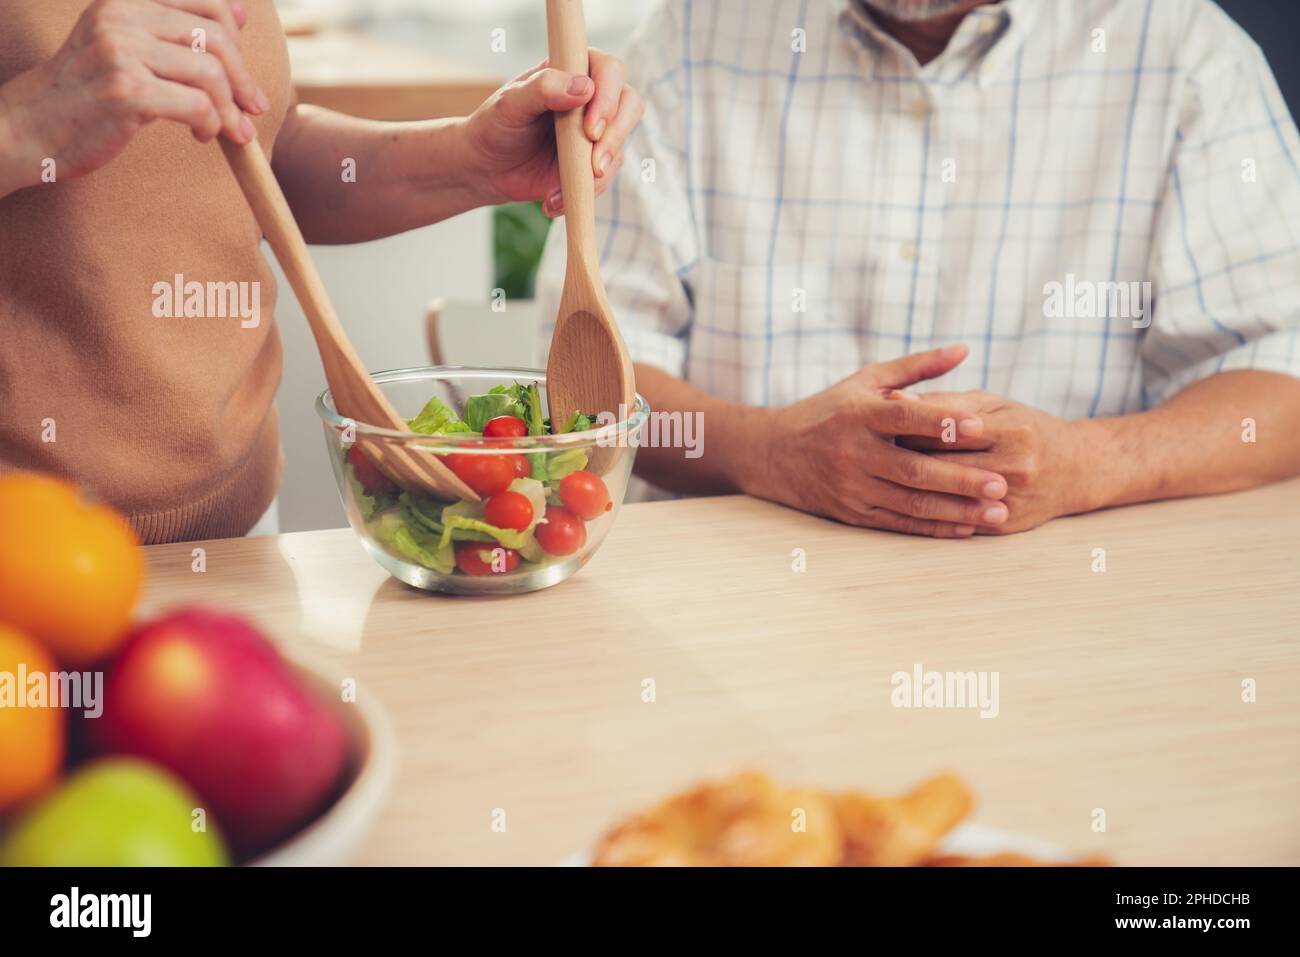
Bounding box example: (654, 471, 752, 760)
(565, 771, 1105, 867)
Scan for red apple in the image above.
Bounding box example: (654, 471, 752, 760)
(89, 608, 350, 859)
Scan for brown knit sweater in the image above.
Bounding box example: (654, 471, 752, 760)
(0, 1, 291, 543)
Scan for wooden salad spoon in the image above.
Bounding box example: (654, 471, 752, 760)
(544, 0, 637, 452)
(219, 138, 478, 503)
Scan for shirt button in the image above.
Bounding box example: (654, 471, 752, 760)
(979, 15, 999, 34)
(898, 240, 917, 262)
(909, 97, 930, 119)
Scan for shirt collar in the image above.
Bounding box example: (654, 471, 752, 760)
(837, 0, 1038, 86)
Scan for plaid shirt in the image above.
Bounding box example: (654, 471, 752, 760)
(536, 0, 1300, 419)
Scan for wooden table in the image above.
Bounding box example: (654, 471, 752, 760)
(140, 483, 1300, 865)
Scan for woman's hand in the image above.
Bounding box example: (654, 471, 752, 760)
(461, 50, 644, 217)
(0, 0, 266, 195)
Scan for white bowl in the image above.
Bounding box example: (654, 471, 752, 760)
(248, 664, 397, 866)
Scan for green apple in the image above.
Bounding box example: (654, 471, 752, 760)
(0, 758, 229, 866)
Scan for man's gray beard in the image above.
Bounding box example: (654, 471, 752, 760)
(861, 0, 975, 22)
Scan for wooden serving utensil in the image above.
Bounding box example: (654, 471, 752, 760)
(219, 138, 478, 502)
(544, 0, 637, 444)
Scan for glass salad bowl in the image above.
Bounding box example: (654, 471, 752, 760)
(316, 366, 649, 595)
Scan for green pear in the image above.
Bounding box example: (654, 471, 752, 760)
(0, 758, 229, 866)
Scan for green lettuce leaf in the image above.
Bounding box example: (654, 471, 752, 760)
(369, 509, 454, 573)
(542, 448, 589, 482)
(464, 390, 523, 432)
(437, 500, 531, 552)
(347, 462, 396, 521)
(407, 395, 474, 435)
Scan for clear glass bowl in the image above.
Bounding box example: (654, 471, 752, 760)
(316, 366, 648, 595)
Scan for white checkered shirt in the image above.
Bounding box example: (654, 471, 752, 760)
(537, 0, 1300, 418)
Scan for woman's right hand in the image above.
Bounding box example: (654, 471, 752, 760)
(0, 0, 267, 195)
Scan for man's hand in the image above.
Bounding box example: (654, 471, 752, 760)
(896, 391, 1096, 534)
(747, 345, 1011, 538)
(462, 50, 643, 217)
(0, 0, 265, 195)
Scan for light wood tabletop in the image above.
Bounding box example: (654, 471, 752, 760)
(140, 482, 1300, 866)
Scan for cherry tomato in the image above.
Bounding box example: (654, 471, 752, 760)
(454, 542, 520, 576)
(347, 444, 398, 494)
(483, 490, 534, 532)
(483, 416, 528, 438)
(481, 439, 530, 478)
(446, 450, 515, 497)
(535, 506, 586, 557)
(558, 470, 612, 521)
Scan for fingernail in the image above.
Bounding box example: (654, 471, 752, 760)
(567, 76, 593, 96)
(597, 152, 611, 176)
(256, 88, 271, 113)
(590, 118, 606, 140)
(238, 115, 256, 142)
(983, 504, 1008, 524)
(231, 1, 246, 22)
(955, 525, 976, 536)
(942, 343, 967, 357)
(981, 481, 1005, 499)
(957, 417, 982, 436)
(545, 187, 562, 212)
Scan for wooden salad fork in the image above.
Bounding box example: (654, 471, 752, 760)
(219, 138, 478, 503)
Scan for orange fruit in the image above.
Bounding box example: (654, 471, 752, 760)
(0, 473, 143, 666)
(0, 623, 66, 812)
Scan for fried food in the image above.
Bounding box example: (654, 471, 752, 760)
(592, 771, 843, 866)
(834, 772, 973, 866)
(592, 770, 1099, 867)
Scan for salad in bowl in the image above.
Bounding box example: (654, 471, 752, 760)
(317, 367, 648, 595)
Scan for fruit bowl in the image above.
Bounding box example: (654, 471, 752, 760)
(316, 367, 649, 595)
(250, 662, 396, 866)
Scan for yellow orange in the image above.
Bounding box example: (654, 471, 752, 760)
(0, 473, 143, 665)
(0, 623, 66, 812)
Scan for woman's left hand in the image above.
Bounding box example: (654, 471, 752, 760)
(461, 49, 643, 217)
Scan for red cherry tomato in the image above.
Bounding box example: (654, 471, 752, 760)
(483, 490, 534, 532)
(558, 470, 612, 521)
(446, 450, 515, 497)
(481, 439, 530, 478)
(535, 506, 586, 557)
(454, 542, 520, 576)
(347, 444, 398, 494)
(483, 416, 528, 438)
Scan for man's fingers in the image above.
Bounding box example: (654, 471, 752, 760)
(874, 446, 1007, 500)
(896, 433, 994, 452)
(141, 38, 250, 142)
(593, 85, 642, 178)
(865, 395, 983, 440)
(146, 7, 266, 115)
(863, 343, 969, 391)
(846, 507, 977, 540)
(869, 479, 1008, 527)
